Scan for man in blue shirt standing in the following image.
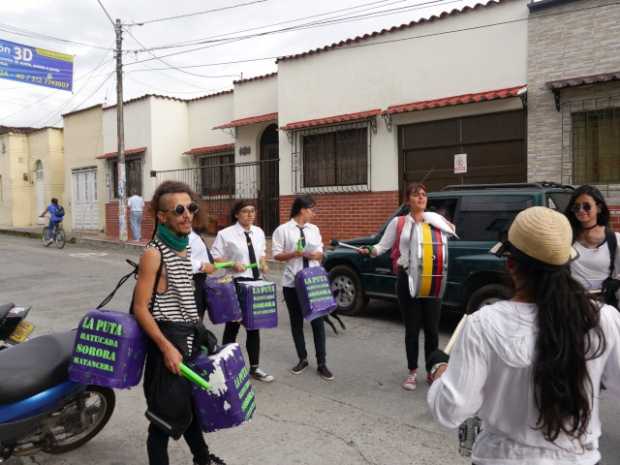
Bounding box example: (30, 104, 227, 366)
(39, 198, 64, 244)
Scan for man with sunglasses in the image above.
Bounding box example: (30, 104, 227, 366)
(133, 181, 225, 465)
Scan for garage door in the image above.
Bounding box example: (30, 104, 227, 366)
(398, 110, 526, 192)
(72, 167, 98, 229)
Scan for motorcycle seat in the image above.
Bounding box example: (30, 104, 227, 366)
(0, 303, 15, 324)
(0, 330, 76, 404)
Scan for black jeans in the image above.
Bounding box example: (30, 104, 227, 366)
(283, 286, 326, 366)
(222, 322, 260, 367)
(396, 269, 441, 372)
(147, 416, 210, 465)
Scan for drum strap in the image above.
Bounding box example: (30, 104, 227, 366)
(298, 226, 310, 269)
(244, 232, 261, 279)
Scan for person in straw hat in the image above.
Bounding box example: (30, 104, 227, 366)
(427, 206, 620, 465)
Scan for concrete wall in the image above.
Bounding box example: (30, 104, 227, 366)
(103, 97, 152, 199)
(527, 0, 620, 202)
(188, 93, 235, 151)
(28, 128, 64, 226)
(63, 106, 104, 231)
(233, 76, 278, 120)
(277, 0, 529, 196)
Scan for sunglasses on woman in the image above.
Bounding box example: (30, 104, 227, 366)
(162, 202, 200, 216)
(571, 202, 593, 213)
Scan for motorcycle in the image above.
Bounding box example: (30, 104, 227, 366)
(0, 304, 115, 461)
(0, 303, 34, 349)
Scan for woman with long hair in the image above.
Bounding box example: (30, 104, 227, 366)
(211, 200, 273, 383)
(565, 185, 620, 307)
(428, 207, 620, 465)
(188, 195, 216, 320)
(361, 183, 455, 391)
(272, 195, 334, 380)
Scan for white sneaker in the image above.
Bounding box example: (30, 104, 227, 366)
(250, 367, 274, 383)
(402, 370, 417, 391)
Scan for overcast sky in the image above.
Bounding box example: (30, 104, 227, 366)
(0, 0, 485, 128)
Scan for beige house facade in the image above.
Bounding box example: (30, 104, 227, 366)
(0, 126, 64, 228)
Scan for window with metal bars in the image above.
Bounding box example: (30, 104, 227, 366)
(111, 156, 143, 198)
(301, 127, 368, 188)
(199, 153, 235, 196)
(572, 108, 620, 184)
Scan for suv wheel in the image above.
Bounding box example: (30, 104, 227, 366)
(328, 265, 368, 315)
(466, 284, 512, 314)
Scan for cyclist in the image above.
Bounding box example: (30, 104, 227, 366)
(39, 198, 64, 244)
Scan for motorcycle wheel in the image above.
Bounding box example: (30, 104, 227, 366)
(45, 385, 115, 454)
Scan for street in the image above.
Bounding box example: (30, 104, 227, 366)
(2, 235, 620, 465)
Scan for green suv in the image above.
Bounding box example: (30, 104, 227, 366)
(325, 182, 574, 315)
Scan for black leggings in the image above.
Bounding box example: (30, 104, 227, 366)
(147, 415, 209, 465)
(283, 286, 326, 365)
(396, 269, 441, 372)
(222, 322, 260, 366)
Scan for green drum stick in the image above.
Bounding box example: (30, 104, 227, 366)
(214, 261, 234, 270)
(179, 363, 211, 391)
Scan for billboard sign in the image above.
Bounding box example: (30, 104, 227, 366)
(0, 38, 73, 91)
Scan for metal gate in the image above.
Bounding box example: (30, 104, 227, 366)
(398, 110, 526, 192)
(154, 159, 280, 235)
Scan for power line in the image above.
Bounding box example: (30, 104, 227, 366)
(127, 0, 441, 54)
(96, 0, 116, 27)
(130, 0, 269, 26)
(0, 22, 112, 51)
(124, 0, 455, 65)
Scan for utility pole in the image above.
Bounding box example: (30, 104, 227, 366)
(114, 18, 127, 241)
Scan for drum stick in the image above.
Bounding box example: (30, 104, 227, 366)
(337, 242, 373, 253)
(179, 363, 211, 391)
(214, 261, 234, 270)
(444, 315, 468, 355)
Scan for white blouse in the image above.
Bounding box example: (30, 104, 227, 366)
(211, 223, 266, 279)
(188, 230, 212, 274)
(427, 300, 620, 465)
(571, 233, 620, 295)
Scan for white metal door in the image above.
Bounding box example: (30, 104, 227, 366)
(35, 161, 45, 214)
(72, 168, 98, 229)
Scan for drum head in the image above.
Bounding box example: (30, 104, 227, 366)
(408, 222, 448, 299)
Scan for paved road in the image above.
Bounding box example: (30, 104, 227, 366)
(1, 235, 619, 465)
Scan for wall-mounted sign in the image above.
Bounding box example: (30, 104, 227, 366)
(239, 146, 251, 156)
(454, 153, 467, 174)
(0, 38, 73, 91)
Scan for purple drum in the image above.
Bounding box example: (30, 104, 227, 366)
(294, 266, 337, 321)
(68, 309, 147, 389)
(237, 280, 278, 330)
(205, 277, 243, 324)
(191, 343, 256, 432)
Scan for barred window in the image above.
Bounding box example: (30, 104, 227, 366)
(199, 153, 235, 196)
(302, 127, 368, 188)
(111, 156, 143, 197)
(573, 108, 620, 184)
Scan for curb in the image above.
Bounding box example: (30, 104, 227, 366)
(0, 228, 286, 273)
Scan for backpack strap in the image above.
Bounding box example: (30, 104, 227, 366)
(607, 228, 618, 277)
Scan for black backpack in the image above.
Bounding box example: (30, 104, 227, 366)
(602, 229, 620, 309)
(57, 205, 65, 217)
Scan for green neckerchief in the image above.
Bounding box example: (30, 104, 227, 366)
(156, 224, 189, 251)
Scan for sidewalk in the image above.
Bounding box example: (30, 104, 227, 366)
(0, 226, 285, 273)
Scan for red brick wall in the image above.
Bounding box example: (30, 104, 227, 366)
(611, 206, 620, 232)
(279, 191, 400, 244)
(105, 201, 155, 242)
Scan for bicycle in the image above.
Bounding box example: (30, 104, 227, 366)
(42, 222, 66, 249)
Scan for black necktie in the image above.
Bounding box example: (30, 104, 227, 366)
(298, 226, 309, 269)
(244, 231, 260, 279)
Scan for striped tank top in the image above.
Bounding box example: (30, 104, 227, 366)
(147, 237, 199, 350)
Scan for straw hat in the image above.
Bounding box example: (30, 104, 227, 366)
(490, 206, 578, 267)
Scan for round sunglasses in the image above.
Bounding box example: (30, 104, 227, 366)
(162, 202, 200, 216)
(571, 202, 594, 213)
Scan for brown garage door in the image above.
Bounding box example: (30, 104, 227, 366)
(398, 110, 526, 192)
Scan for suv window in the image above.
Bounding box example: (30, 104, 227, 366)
(547, 192, 572, 212)
(455, 195, 534, 241)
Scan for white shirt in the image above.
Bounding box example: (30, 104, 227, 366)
(211, 223, 266, 279)
(373, 215, 416, 268)
(271, 219, 324, 288)
(571, 233, 620, 297)
(127, 195, 145, 212)
(427, 300, 620, 465)
(189, 230, 212, 275)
